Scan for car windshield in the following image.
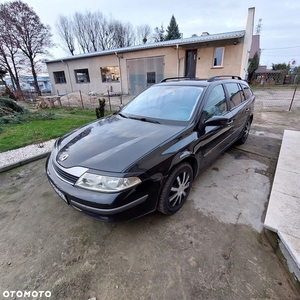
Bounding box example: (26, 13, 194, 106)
(122, 85, 203, 122)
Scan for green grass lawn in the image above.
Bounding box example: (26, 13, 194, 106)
(0, 108, 111, 152)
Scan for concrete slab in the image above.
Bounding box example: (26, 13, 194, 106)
(265, 190, 300, 245)
(264, 129, 300, 281)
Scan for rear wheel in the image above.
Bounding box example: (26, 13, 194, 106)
(237, 119, 251, 144)
(157, 162, 193, 215)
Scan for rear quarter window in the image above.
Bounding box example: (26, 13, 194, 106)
(225, 83, 243, 109)
(241, 84, 252, 100)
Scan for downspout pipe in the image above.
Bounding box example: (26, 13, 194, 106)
(177, 45, 180, 77)
(61, 60, 73, 93)
(115, 52, 123, 95)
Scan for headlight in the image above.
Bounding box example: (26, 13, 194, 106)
(75, 172, 141, 193)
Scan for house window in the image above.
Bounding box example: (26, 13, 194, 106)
(101, 66, 119, 82)
(74, 69, 90, 83)
(213, 47, 224, 67)
(147, 72, 156, 86)
(53, 71, 66, 84)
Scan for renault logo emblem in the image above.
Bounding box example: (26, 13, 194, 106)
(60, 154, 69, 161)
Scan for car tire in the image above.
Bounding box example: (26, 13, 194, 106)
(157, 162, 193, 215)
(237, 119, 251, 144)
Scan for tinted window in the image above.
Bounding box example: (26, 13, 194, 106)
(203, 85, 227, 120)
(241, 84, 252, 100)
(225, 83, 243, 108)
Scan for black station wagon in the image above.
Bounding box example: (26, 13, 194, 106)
(46, 76, 255, 222)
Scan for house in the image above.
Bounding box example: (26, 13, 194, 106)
(4, 76, 51, 93)
(46, 8, 255, 96)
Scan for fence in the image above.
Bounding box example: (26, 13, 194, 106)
(21, 85, 300, 113)
(252, 86, 300, 112)
(253, 71, 300, 86)
(22, 89, 133, 112)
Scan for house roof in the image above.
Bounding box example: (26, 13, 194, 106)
(46, 30, 245, 64)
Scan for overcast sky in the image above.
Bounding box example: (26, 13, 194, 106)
(7, 0, 300, 67)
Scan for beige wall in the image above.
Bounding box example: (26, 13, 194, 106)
(47, 41, 245, 96)
(195, 44, 244, 79)
(48, 55, 122, 95)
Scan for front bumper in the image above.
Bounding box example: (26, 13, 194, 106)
(45, 154, 161, 222)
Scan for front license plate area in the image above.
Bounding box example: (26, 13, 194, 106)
(50, 180, 68, 204)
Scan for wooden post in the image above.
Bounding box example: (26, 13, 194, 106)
(107, 89, 111, 111)
(79, 90, 84, 109)
(289, 86, 297, 111)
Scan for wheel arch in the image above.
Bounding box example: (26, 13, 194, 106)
(167, 154, 198, 181)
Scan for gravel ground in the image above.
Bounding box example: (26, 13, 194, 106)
(0, 139, 55, 168)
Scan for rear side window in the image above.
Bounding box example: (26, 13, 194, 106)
(225, 83, 243, 108)
(203, 85, 227, 120)
(241, 84, 252, 100)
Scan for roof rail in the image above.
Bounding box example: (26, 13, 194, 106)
(207, 75, 242, 82)
(160, 77, 201, 83)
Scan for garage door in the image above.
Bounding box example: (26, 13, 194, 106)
(127, 56, 164, 95)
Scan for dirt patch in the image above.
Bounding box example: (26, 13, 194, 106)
(60, 92, 98, 108)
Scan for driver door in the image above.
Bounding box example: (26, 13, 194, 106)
(197, 84, 233, 168)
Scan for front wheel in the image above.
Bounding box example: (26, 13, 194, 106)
(237, 119, 251, 144)
(157, 162, 193, 215)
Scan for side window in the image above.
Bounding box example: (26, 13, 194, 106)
(203, 85, 227, 120)
(225, 83, 243, 108)
(241, 83, 252, 100)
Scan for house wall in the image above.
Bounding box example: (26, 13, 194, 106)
(195, 44, 244, 78)
(47, 42, 244, 96)
(48, 55, 121, 95)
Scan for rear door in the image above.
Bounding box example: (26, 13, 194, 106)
(224, 82, 251, 140)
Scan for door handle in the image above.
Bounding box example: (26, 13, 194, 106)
(227, 120, 233, 126)
(245, 108, 250, 112)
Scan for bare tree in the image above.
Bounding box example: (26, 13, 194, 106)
(57, 10, 137, 53)
(56, 15, 76, 55)
(1, 0, 53, 96)
(73, 12, 91, 53)
(136, 24, 151, 44)
(0, 2, 26, 97)
(97, 15, 116, 50)
(153, 24, 165, 42)
(113, 21, 135, 48)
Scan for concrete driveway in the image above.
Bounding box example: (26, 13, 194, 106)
(1, 110, 300, 300)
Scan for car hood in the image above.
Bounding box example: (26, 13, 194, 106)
(56, 115, 183, 172)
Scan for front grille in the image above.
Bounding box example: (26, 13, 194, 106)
(53, 163, 79, 185)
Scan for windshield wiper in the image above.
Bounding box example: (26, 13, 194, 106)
(128, 116, 160, 124)
(118, 112, 128, 118)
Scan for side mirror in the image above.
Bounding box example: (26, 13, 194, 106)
(204, 115, 228, 126)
